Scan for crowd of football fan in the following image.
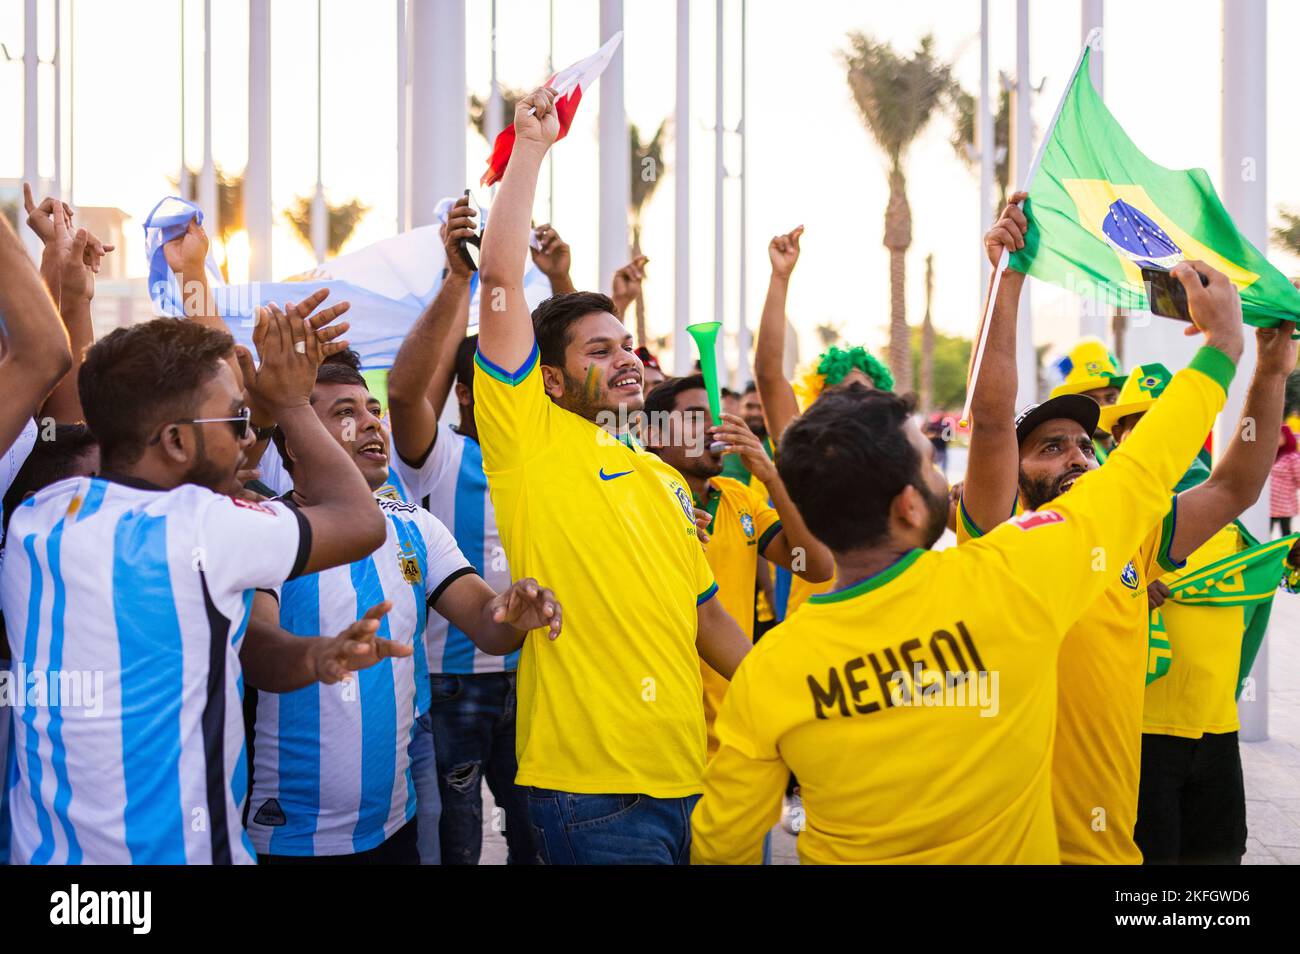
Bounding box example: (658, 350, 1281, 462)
(1, 85, 1297, 866)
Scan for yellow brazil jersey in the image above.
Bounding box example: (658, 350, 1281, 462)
(690, 345, 1234, 864)
(958, 477, 1178, 867)
(695, 477, 782, 760)
(473, 343, 717, 798)
(1143, 523, 1245, 739)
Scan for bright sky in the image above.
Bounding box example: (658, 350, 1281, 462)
(3, 0, 1299, 370)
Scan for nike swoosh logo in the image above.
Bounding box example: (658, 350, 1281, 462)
(599, 468, 633, 481)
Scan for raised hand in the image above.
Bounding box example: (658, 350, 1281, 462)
(709, 413, 777, 484)
(310, 602, 412, 684)
(1254, 318, 1298, 378)
(487, 578, 562, 640)
(693, 507, 713, 547)
(23, 183, 113, 302)
(1172, 260, 1244, 362)
(984, 191, 1029, 268)
(611, 254, 649, 316)
(768, 226, 804, 279)
(514, 86, 561, 150)
(441, 195, 479, 279)
(246, 300, 334, 416)
(163, 217, 210, 276)
(530, 223, 572, 280)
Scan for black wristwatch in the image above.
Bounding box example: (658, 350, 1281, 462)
(254, 424, 278, 442)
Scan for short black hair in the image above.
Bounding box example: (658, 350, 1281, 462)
(79, 319, 234, 467)
(2, 424, 98, 539)
(270, 355, 369, 475)
(777, 383, 920, 551)
(642, 374, 706, 420)
(721, 387, 738, 400)
(742, 381, 758, 396)
(531, 291, 617, 368)
(455, 334, 478, 389)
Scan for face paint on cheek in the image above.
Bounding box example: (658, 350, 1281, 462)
(583, 363, 599, 403)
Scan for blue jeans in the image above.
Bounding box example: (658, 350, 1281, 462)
(410, 710, 441, 865)
(527, 788, 701, 865)
(427, 672, 538, 864)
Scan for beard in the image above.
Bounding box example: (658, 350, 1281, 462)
(560, 369, 643, 424)
(1018, 466, 1087, 511)
(916, 479, 950, 549)
(183, 428, 238, 494)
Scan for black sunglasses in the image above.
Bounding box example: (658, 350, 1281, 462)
(150, 407, 252, 445)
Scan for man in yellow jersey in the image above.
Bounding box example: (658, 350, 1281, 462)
(691, 271, 1241, 862)
(1097, 341, 1298, 865)
(474, 86, 752, 865)
(641, 374, 833, 757)
(959, 196, 1293, 865)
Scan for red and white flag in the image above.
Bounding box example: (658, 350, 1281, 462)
(480, 31, 624, 186)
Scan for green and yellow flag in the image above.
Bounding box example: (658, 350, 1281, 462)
(1145, 607, 1172, 686)
(1160, 530, 1299, 698)
(1009, 46, 1300, 327)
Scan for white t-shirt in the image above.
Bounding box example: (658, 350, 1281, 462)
(394, 424, 516, 674)
(0, 474, 309, 865)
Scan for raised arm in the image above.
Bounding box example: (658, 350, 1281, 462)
(529, 222, 576, 295)
(754, 227, 804, 442)
(710, 412, 834, 582)
(247, 303, 386, 573)
(696, 595, 751, 681)
(241, 592, 409, 693)
(961, 193, 1029, 536)
(610, 255, 649, 324)
(477, 86, 560, 372)
(24, 185, 113, 423)
(164, 217, 225, 334)
(0, 215, 73, 453)
(1168, 317, 1299, 561)
(387, 197, 477, 464)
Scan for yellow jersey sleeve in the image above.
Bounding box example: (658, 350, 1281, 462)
(690, 656, 788, 864)
(696, 531, 718, 605)
(743, 482, 784, 556)
(472, 342, 556, 472)
(956, 491, 1020, 543)
(967, 345, 1234, 637)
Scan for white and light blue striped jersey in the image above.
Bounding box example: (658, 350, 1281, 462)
(257, 435, 412, 504)
(0, 474, 309, 865)
(395, 424, 517, 674)
(247, 494, 472, 857)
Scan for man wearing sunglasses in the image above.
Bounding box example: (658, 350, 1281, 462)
(0, 302, 394, 865)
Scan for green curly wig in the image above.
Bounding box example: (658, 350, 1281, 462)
(816, 345, 894, 392)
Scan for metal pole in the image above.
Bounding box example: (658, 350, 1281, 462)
(1012, 0, 1035, 409)
(311, 0, 327, 264)
(713, 0, 724, 363)
(396, 0, 407, 233)
(180, 2, 191, 200)
(1081, 0, 1104, 96)
(547, 0, 555, 223)
(200, 0, 217, 234)
(487, 0, 502, 143)
(598, 0, 629, 293)
(673, 0, 690, 373)
(53, 0, 61, 202)
(736, 0, 749, 387)
(246, 0, 272, 281)
(22, 0, 40, 261)
(410, 0, 466, 227)
(1222, 0, 1270, 741)
(978, 0, 993, 296)
(68, 0, 75, 206)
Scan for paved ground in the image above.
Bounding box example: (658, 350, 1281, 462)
(471, 586, 1299, 865)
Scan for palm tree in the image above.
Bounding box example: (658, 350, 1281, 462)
(921, 253, 935, 412)
(628, 120, 667, 346)
(949, 85, 1012, 206)
(470, 86, 528, 143)
(1274, 207, 1300, 257)
(284, 195, 371, 258)
(171, 165, 245, 280)
(841, 32, 955, 394)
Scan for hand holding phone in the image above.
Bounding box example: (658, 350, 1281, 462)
(1142, 264, 1208, 321)
(457, 189, 483, 272)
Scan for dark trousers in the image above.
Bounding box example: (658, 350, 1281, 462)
(1134, 731, 1247, 865)
(257, 818, 419, 865)
(427, 671, 539, 865)
(527, 788, 700, 865)
(1272, 516, 1292, 536)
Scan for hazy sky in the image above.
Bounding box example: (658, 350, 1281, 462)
(2, 0, 1298, 371)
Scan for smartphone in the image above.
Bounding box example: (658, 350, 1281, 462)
(1141, 265, 1208, 322)
(457, 189, 483, 272)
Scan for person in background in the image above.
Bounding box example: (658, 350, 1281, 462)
(636, 347, 666, 392)
(1270, 424, 1300, 537)
(385, 195, 546, 865)
(721, 387, 741, 419)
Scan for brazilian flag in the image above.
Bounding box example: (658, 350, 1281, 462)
(1156, 530, 1299, 698)
(1009, 46, 1300, 327)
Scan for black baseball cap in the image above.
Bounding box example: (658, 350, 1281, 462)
(1014, 393, 1101, 445)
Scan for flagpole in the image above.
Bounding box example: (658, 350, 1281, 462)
(961, 29, 1101, 425)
